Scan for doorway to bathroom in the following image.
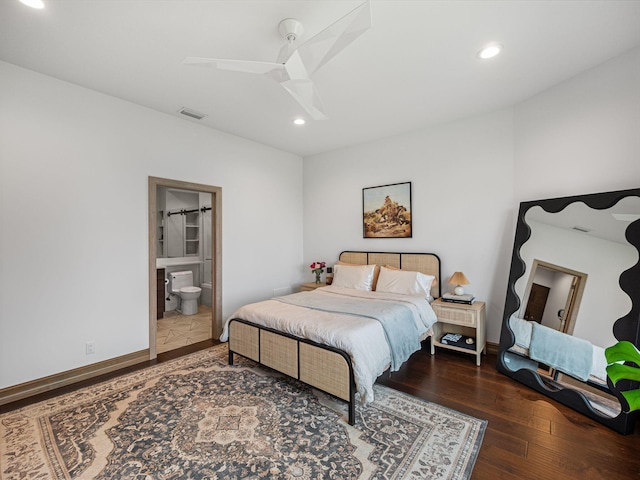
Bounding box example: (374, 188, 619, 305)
(148, 176, 222, 359)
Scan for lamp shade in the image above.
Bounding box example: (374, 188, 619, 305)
(448, 272, 469, 286)
(448, 271, 469, 295)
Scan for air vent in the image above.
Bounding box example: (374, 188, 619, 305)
(572, 225, 591, 233)
(178, 107, 207, 120)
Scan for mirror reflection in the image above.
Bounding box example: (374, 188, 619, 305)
(503, 195, 640, 418)
(521, 261, 585, 336)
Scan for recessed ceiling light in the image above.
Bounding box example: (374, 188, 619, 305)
(293, 118, 306, 126)
(18, 0, 45, 9)
(478, 43, 502, 60)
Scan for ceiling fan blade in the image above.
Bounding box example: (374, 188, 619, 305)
(280, 79, 328, 120)
(183, 57, 284, 75)
(276, 41, 297, 64)
(296, 0, 372, 75)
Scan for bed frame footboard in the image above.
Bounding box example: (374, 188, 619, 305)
(227, 318, 357, 425)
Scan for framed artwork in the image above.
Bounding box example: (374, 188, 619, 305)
(363, 182, 412, 238)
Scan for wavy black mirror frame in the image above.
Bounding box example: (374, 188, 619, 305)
(496, 188, 640, 435)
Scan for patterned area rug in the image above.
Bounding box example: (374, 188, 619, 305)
(0, 344, 486, 479)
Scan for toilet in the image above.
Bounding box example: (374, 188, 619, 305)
(168, 271, 202, 315)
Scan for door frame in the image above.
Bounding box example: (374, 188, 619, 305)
(523, 259, 587, 336)
(148, 176, 222, 359)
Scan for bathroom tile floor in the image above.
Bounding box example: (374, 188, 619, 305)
(157, 305, 212, 354)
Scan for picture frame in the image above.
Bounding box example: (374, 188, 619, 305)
(362, 182, 412, 238)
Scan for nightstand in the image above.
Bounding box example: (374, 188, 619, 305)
(430, 298, 486, 366)
(300, 282, 327, 291)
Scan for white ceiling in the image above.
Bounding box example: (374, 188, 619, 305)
(527, 196, 640, 246)
(1, 0, 639, 157)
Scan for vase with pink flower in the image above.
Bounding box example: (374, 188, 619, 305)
(310, 261, 326, 284)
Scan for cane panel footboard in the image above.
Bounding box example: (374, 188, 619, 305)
(228, 318, 356, 425)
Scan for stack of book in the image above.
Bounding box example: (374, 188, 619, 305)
(440, 332, 476, 350)
(442, 292, 476, 304)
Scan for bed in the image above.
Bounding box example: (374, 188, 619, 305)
(221, 251, 441, 425)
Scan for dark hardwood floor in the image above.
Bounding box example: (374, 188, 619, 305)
(2, 340, 639, 479)
(377, 344, 640, 480)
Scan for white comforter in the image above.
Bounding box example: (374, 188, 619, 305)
(220, 285, 437, 403)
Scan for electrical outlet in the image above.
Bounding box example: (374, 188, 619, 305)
(86, 341, 96, 355)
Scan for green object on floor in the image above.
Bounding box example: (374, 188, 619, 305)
(605, 341, 640, 412)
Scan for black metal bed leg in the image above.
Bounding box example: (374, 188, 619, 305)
(347, 363, 356, 425)
(348, 386, 356, 425)
(228, 350, 234, 365)
(348, 402, 355, 425)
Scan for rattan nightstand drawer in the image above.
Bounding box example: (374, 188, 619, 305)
(432, 304, 477, 326)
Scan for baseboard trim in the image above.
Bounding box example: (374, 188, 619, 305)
(486, 341, 499, 356)
(0, 349, 150, 406)
(1, 342, 502, 406)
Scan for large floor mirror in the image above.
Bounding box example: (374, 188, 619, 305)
(496, 188, 640, 434)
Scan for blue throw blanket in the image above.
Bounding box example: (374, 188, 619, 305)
(529, 322, 593, 381)
(274, 291, 421, 371)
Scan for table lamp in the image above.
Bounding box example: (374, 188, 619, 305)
(448, 271, 469, 296)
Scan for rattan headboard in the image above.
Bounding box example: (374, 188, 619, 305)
(338, 251, 441, 298)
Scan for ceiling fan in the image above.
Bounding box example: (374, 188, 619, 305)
(182, 1, 372, 120)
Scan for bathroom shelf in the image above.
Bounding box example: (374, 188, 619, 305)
(185, 239, 199, 256)
(156, 210, 166, 257)
(184, 212, 200, 256)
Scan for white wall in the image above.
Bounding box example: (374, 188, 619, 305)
(2, 44, 638, 389)
(303, 109, 516, 343)
(0, 61, 303, 389)
(514, 47, 640, 201)
(509, 46, 640, 346)
(303, 46, 640, 345)
(541, 273, 573, 331)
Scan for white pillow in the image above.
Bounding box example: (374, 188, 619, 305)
(332, 264, 376, 291)
(375, 266, 435, 297)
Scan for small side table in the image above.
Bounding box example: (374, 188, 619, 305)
(430, 298, 486, 366)
(300, 282, 328, 292)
